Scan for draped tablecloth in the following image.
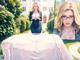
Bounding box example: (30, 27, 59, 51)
(1, 33, 73, 60)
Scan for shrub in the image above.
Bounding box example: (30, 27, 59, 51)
(15, 15, 30, 33)
(47, 19, 54, 34)
(0, 6, 16, 41)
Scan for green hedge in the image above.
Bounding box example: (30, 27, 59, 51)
(0, 6, 16, 41)
(0, 6, 30, 41)
(47, 20, 54, 34)
(15, 15, 30, 33)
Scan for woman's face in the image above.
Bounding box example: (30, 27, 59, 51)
(33, 3, 38, 10)
(61, 10, 74, 27)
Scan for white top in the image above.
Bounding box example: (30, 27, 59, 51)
(32, 12, 40, 19)
(1, 33, 73, 60)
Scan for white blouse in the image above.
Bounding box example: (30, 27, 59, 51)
(32, 12, 40, 19)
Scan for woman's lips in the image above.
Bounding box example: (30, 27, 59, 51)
(65, 23, 70, 25)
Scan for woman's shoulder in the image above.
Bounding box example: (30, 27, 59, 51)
(29, 11, 33, 14)
(53, 29, 59, 35)
(76, 29, 80, 40)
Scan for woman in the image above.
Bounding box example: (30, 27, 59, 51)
(29, 2, 42, 33)
(53, 2, 80, 40)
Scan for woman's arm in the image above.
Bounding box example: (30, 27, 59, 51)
(39, 12, 42, 21)
(29, 11, 33, 21)
(76, 29, 80, 40)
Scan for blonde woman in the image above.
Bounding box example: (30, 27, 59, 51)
(53, 2, 80, 40)
(29, 2, 42, 33)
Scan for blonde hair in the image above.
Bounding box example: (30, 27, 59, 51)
(57, 2, 80, 34)
(32, 2, 40, 12)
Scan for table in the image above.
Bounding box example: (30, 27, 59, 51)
(1, 33, 73, 60)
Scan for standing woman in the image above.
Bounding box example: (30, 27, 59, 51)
(29, 2, 42, 33)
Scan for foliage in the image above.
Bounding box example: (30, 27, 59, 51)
(0, 0, 23, 18)
(47, 19, 54, 34)
(15, 15, 30, 33)
(0, 6, 16, 41)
